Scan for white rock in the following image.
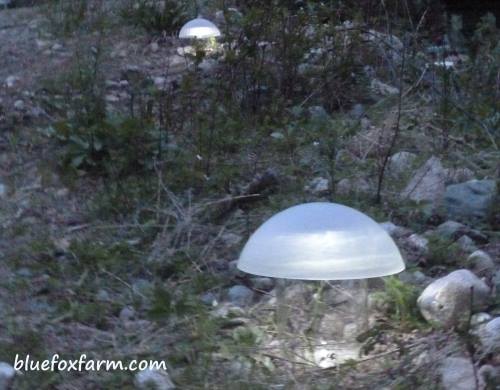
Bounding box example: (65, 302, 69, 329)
(456, 235, 477, 253)
(150, 42, 160, 52)
(388, 151, 416, 175)
(417, 269, 491, 328)
(401, 156, 447, 205)
(477, 317, 500, 353)
(51, 43, 63, 51)
(336, 177, 370, 196)
(5, 76, 19, 88)
(305, 177, 329, 195)
(407, 233, 429, 252)
(119, 306, 135, 322)
(14, 100, 25, 110)
(134, 368, 175, 390)
(370, 79, 399, 95)
(153, 77, 167, 89)
(467, 250, 495, 278)
(439, 357, 476, 390)
(0, 362, 15, 390)
(470, 312, 492, 328)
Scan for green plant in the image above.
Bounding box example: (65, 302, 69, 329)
(122, 0, 187, 34)
(378, 276, 423, 327)
(426, 234, 463, 266)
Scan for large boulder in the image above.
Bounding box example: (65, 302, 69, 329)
(417, 270, 491, 328)
(401, 157, 447, 206)
(444, 179, 497, 222)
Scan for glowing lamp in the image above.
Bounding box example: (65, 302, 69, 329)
(178, 17, 221, 39)
(237, 202, 405, 280)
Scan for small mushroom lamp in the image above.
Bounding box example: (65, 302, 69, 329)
(237, 202, 404, 280)
(237, 202, 405, 367)
(178, 17, 221, 39)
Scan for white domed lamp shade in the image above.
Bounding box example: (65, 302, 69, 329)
(237, 202, 405, 280)
(178, 17, 221, 39)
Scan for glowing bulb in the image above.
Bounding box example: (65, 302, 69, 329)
(179, 17, 221, 39)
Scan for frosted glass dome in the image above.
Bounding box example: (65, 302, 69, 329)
(179, 17, 221, 39)
(237, 202, 405, 280)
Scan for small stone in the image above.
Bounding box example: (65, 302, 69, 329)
(0, 183, 6, 198)
(435, 220, 467, 240)
(14, 100, 25, 110)
(221, 232, 242, 248)
(388, 151, 416, 175)
(153, 77, 167, 89)
(150, 42, 160, 52)
(439, 357, 476, 390)
(200, 292, 218, 306)
(119, 306, 135, 322)
(51, 43, 63, 51)
(370, 78, 399, 95)
(470, 312, 492, 328)
(227, 285, 254, 307)
(305, 177, 330, 195)
(336, 177, 370, 196)
(96, 289, 110, 302)
(251, 277, 274, 291)
(5, 75, 19, 88)
(0, 362, 15, 390)
(134, 368, 175, 390)
(467, 250, 495, 278)
(456, 235, 477, 253)
(407, 234, 429, 253)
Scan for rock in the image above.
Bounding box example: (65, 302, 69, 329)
(305, 177, 330, 195)
(227, 285, 254, 306)
(417, 269, 491, 328)
(401, 157, 447, 205)
(0, 362, 15, 390)
(336, 177, 370, 196)
(467, 250, 495, 278)
(349, 103, 365, 119)
(200, 292, 218, 306)
(435, 220, 468, 240)
(5, 75, 19, 88)
(364, 29, 403, 63)
(379, 222, 411, 238)
(388, 151, 416, 175)
(0, 183, 6, 198)
(407, 233, 429, 253)
(477, 317, 500, 353)
(134, 368, 175, 390)
(439, 357, 476, 390)
(221, 232, 242, 248)
(199, 59, 217, 72)
(304, 342, 361, 369)
(456, 235, 477, 253)
(14, 100, 25, 110)
(251, 277, 274, 291)
(470, 312, 492, 328)
(119, 306, 136, 322)
(51, 43, 63, 51)
(370, 78, 399, 95)
(150, 42, 159, 52)
(153, 77, 167, 89)
(435, 220, 488, 243)
(445, 179, 497, 222)
(478, 365, 500, 389)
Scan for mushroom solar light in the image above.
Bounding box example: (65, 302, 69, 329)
(178, 17, 221, 39)
(237, 202, 405, 280)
